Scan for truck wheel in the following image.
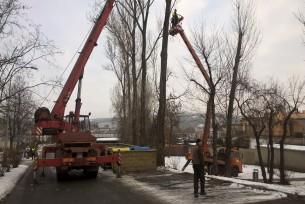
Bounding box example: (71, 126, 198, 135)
(84, 167, 98, 179)
(231, 166, 239, 177)
(218, 165, 225, 176)
(56, 168, 67, 181)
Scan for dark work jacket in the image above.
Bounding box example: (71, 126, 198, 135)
(191, 145, 204, 165)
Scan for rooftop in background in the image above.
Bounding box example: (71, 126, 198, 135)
(291, 111, 305, 120)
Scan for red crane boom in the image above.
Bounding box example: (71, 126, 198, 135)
(32, 0, 121, 181)
(35, 0, 115, 134)
(52, 0, 115, 120)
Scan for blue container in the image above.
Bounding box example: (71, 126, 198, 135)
(129, 146, 150, 151)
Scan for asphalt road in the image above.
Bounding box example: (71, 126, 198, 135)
(0, 167, 167, 204)
(2, 165, 305, 204)
(130, 171, 305, 204)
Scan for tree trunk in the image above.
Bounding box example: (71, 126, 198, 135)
(211, 90, 218, 175)
(9, 115, 13, 151)
(203, 96, 212, 152)
(157, 0, 171, 166)
(140, 27, 148, 145)
(122, 77, 127, 141)
(131, 0, 138, 145)
(225, 32, 243, 177)
(279, 133, 286, 184)
(126, 58, 132, 143)
(268, 111, 274, 183)
(140, 64, 147, 145)
(254, 131, 267, 183)
(280, 109, 295, 184)
(168, 122, 173, 156)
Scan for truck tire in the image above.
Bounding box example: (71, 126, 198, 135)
(231, 166, 239, 177)
(56, 168, 68, 181)
(218, 165, 225, 176)
(84, 166, 98, 179)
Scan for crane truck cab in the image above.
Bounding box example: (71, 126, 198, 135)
(214, 147, 243, 177)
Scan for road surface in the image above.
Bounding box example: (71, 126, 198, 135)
(0, 167, 167, 204)
(2, 166, 305, 204)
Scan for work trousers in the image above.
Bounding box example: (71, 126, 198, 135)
(193, 164, 205, 194)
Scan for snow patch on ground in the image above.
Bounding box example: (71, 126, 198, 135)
(229, 182, 244, 188)
(0, 160, 31, 201)
(120, 173, 286, 204)
(165, 156, 305, 197)
(165, 156, 194, 174)
(260, 144, 305, 151)
(207, 175, 304, 196)
(158, 156, 287, 203)
(238, 165, 305, 195)
(240, 164, 305, 180)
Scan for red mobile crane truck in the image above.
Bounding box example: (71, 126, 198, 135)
(170, 17, 243, 177)
(33, 0, 120, 181)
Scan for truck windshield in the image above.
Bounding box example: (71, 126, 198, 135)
(79, 116, 90, 132)
(64, 114, 91, 132)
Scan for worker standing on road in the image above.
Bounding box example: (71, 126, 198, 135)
(182, 138, 206, 198)
(30, 148, 34, 160)
(31, 146, 37, 160)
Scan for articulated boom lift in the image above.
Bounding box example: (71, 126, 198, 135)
(170, 21, 212, 155)
(33, 0, 119, 181)
(170, 19, 243, 177)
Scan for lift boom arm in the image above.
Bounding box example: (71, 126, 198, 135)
(178, 30, 212, 88)
(169, 25, 211, 153)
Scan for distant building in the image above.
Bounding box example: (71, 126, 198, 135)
(230, 110, 305, 139)
(91, 118, 119, 139)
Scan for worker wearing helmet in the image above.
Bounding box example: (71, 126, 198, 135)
(171, 9, 184, 28)
(182, 138, 206, 198)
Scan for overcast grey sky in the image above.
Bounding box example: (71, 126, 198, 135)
(23, 0, 305, 118)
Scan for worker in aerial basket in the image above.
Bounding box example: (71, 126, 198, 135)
(171, 9, 184, 28)
(182, 138, 206, 198)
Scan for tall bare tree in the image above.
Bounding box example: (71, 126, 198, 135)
(261, 81, 282, 183)
(278, 77, 305, 184)
(105, 0, 162, 145)
(3, 76, 35, 151)
(0, 0, 55, 166)
(190, 24, 226, 175)
(225, 0, 259, 176)
(137, 0, 153, 145)
(156, 0, 172, 166)
(105, 13, 133, 142)
(104, 0, 141, 144)
(236, 81, 268, 183)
